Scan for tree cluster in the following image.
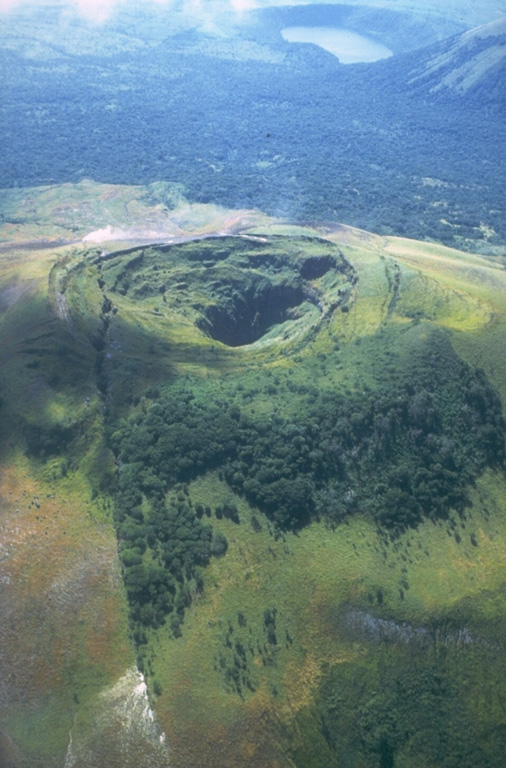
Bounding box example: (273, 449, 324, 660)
(109, 329, 504, 631)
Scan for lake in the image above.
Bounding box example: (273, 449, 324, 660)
(281, 26, 393, 64)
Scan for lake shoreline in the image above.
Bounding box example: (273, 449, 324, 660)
(281, 25, 393, 63)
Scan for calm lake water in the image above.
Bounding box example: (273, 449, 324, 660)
(281, 26, 393, 64)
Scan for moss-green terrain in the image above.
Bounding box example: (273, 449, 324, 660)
(1, 182, 505, 768)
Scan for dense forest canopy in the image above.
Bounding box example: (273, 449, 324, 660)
(1, 4, 505, 250)
(68, 237, 505, 634)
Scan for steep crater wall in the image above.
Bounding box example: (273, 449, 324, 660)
(196, 277, 306, 347)
(99, 235, 355, 348)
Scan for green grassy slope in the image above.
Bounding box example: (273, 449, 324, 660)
(107, 230, 505, 768)
(0, 246, 135, 768)
(1, 183, 505, 768)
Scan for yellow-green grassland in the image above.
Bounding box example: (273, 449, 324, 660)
(1, 181, 505, 768)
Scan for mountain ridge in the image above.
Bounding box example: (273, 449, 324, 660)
(1, 6, 505, 250)
(1, 181, 506, 767)
(405, 16, 506, 97)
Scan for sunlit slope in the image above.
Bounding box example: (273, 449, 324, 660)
(316, 0, 506, 29)
(0, 182, 505, 768)
(0, 182, 275, 768)
(406, 16, 506, 98)
(111, 231, 504, 768)
(0, 244, 139, 768)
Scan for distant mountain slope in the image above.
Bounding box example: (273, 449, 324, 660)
(1, 5, 505, 253)
(406, 17, 506, 99)
(293, 0, 506, 30)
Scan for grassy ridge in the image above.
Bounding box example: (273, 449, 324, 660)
(83, 230, 505, 766)
(147, 471, 506, 768)
(1, 185, 506, 767)
(0, 242, 133, 767)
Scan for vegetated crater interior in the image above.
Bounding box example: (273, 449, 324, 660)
(197, 275, 306, 347)
(100, 235, 355, 347)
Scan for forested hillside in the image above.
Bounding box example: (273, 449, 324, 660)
(1, 5, 505, 251)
